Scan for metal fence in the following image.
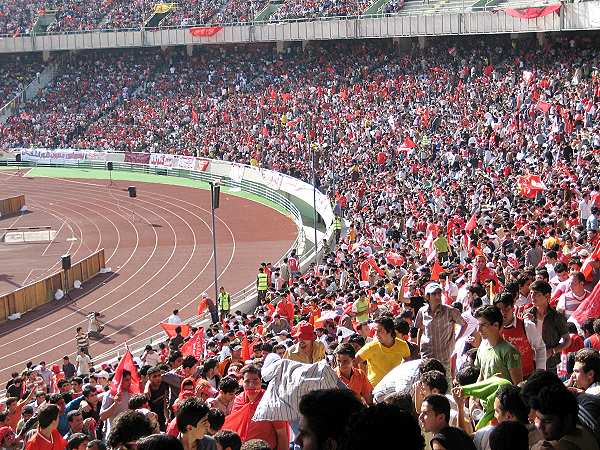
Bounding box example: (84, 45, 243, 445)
(0, 0, 565, 38)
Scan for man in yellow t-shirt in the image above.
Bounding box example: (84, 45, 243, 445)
(356, 316, 410, 387)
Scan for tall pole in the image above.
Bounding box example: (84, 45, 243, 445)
(210, 182, 219, 304)
(309, 115, 318, 264)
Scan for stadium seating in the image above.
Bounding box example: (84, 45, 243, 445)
(1, 35, 597, 191)
(0, 54, 44, 105)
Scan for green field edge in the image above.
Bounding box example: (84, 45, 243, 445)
(24, 167, 294, 219)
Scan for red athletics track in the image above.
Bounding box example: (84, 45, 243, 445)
(0, 169, 297, 387)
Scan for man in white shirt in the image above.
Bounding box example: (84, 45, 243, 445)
(166, 309, 183, 324)
(579, 192, 593, 224)
(75, 349, 92, 377)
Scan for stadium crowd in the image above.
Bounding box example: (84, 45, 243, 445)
(0, 54, 44, 106)
(1, 32, 600, 450)
(0, 0, 393, 36)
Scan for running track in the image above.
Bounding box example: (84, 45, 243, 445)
(0, 169, 297, 385)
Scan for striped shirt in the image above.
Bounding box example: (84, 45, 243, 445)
(415, 303, 466, 365)
(76, 332, 89, 349)
(557, 290, 588, 319)
(253, 359, 344, 422)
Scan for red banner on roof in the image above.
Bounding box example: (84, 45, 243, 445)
(189, 26, 223, 37)
(505, 3, 560, 19)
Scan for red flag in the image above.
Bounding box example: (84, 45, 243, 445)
(181, 328, 205, 359)
(191, 107, 199, 124)
(189, 26, 223, 37)
(368, 257, 385, 277)
(401, 136, 417, 149)
(536, 101, 551, 113)
(518, 175, 546, 198)
(160, 322, 191, 338)
(241, 335, 251, 361)
(431, 259, 443, 281)
(197, 297, 208, 316)
(360, 259, 371, 282)
(385, 251, 404, 267)
(506, 4, 561, 19)
(581, 242, 600, 280)
(109, 350, 141, 396)
(465, 214, 477, 232)
(571, 281, 600, 328)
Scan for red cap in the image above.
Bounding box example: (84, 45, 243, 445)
(292, 323, 316, 341)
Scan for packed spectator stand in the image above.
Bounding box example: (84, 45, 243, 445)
(1, 31, 600, 450)
(0, 54, 43, 107)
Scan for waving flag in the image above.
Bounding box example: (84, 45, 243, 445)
(109, 349, 141, 396)
(160, 322, 191, 338)
(465, 214, 478, 232)
(385, 251, 405, 267)
(536, 101, 551, 113)
(241, 335, 251, 361)
(181, 328, 205, 359)
(570, 281, 600, 329)
(518, 175, 546, 198)
(581, 242, 600, 281)
(431, 259, 444, 281)
(398, 136, 417, 153)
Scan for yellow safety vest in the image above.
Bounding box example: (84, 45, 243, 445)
(218, 292, 230, 310)
(257, 273, 268, 291)
(334, 218, 343, 230)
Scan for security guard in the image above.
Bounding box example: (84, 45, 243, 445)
(334, 215, 343, 243)
(256, 267, 269, 307)
(218, 286, 231, 321)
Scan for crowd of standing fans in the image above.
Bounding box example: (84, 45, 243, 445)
(0, 31, 600, 450)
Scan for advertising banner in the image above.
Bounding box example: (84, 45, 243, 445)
(176, 155, 196, 171)
(195, 159, 210, 172)
(124, 152, 150, 164)
(20, 148, 85, 165)
(149, 153, 175, 168)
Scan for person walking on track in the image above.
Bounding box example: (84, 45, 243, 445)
(75, 327, 90, 357)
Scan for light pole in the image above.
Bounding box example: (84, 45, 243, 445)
(308, 115, 318, 264)
(209, 181, 220, 305)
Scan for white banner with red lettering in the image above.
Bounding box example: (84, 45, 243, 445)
(149, 153, 176, 168)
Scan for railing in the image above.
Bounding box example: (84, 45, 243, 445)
(0, 155, 332, 377)
(0, 194, 25, 216)
(0, 0, 564, 38)
(0, 249, 106, 323)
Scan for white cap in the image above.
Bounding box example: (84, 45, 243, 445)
(95, 370, 110, 379)
(424, 282, 443, 295)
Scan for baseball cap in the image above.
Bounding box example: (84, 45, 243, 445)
(424, 283, 443, 295)
(95, 370, 110, 380)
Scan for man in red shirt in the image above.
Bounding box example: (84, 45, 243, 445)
(275, 293, 295, 325)
(25, 404, 67, 450)
(225, 365, 288, 449)
(471, 255, 502, 294)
